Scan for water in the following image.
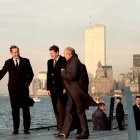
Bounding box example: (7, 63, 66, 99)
(0, 95, 135, 131)
(0, 96, 56, 130)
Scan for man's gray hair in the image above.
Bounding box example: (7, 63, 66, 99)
(65, 47, 75, 55)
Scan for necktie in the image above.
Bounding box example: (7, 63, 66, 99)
(53, 59, 56, 67)
(15, 60, 19, 69)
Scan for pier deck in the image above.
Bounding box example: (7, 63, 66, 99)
(1, 127, 140, 140)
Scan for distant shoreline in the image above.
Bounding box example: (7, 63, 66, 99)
(0, 94, 8, 96)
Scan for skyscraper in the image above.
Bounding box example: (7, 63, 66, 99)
(133, 54, 140, 67)
(37, 71, 47, 90)
(94, 62, 115, 96)
(85, 24, 106, 79)
(32, 71, 48, 96)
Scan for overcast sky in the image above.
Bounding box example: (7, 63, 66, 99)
(0, 0, 140, 93)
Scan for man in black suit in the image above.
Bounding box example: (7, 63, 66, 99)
(0, 45, 34, 134)
(133, 96, 140, 130)
(47, 45, 67, 131)
(116, 97, 124, 130)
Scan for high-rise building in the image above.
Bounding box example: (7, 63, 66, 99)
(93, 62, 115, 96)
(118, 66, 140, 94)
(85, 24, 106, 79)
(32, 71, 48, 96)
(133, 54, 140, 67)
(102, 65, 113, 79)
(118, 73, 126, 90)
(37, 71, 47, 90)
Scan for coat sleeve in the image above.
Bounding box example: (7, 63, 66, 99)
(61, 58, 80, 81)
(47, 61, 51, 90)
(0, 61, 8, 80)
(26, 59, 34, 85)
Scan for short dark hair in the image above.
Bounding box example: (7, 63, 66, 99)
(116, 97, 121, 100)
(136, 96, 140, 99)
(49, 45, 59, 53)
(10, 45, 19, 52)
(98, 102, 105, 107)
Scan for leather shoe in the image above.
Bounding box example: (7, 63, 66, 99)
(76, 135, 88, 139)
(24, 130, 30, 134)
(55, 133, 67, 138)
(76, 129, 82, 134)
(53, 133, 59, 136)
(12, 131, 19, 135)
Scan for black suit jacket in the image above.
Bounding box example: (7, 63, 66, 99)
(47, 56, 66, 98)
(116, 102, 124, 121)
(133, 104, 140, 130)
(0, 57, 34, 108)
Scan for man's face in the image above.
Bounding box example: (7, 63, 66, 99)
(49, 50, 59, 60)
(116, 99, 121, 104)
(99, 105, 105, 111)
(64, 50, 72, 61)
(10, 48, 20, 59)
(135, 97, 140, 105)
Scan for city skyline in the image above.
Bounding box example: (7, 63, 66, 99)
(0, 0, 140, 93)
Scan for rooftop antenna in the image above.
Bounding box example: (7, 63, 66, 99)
(89, 14, 92, 26)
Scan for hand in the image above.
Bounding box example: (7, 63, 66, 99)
(61, 68, 65, 71)
(63, 89, 66, 94)
(47, 90, 51, 96)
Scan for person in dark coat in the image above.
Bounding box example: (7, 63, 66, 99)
(133, 96, 140, 130)
(0, 45, 34, 134)
(78, 63, 89, 94)
(70, 63, 89, 134)
(92, 102, 109, 130)
(56, 47, 97, 139)
(116, 97, 124, 130)
(47, 45, 67, 130)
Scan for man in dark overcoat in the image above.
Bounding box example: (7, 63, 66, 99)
(0, 45, 34, 134)
(92, 102, 109, 130)
(56, 47, 97, 139)
(47, 45, 67, 130)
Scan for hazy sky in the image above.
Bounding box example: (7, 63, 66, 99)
(0, 0, 140, 93)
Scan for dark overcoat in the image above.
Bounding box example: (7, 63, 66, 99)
(61, 55, 97, 110)
(92, 108, 109, 130)
(0, 57, 34, 108)
(78, 63, 89, 93)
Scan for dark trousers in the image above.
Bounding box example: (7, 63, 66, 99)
(117, 118, 123, 130)
(12, 106, 30, 132)
(60, 94, 73, 135)
(51, 95, 66, 130)
(61, 94, 89, 137)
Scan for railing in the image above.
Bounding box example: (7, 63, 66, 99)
(29, 114, 128, 131)
(124, 87, 138, 140)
